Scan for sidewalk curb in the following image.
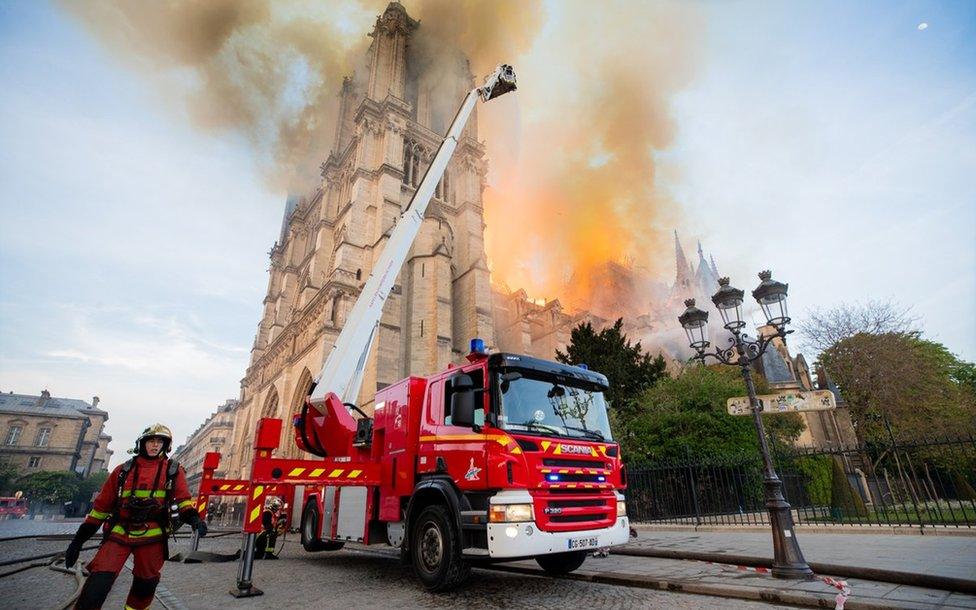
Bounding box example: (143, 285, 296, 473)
(614, 547, 976, 595)
(633, 522, 976, 537)
(488, 563, 912, 610)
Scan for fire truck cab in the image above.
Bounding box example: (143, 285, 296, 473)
(296, 346, 629, 590)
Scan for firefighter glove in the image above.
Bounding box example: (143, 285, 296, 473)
(181, 508, 207, 537)
(65, 521, 99, 568)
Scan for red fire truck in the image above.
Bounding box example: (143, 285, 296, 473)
(229, 64, 628, 596)
(290, 347, 629, 591)
(0, 495, 28, 519)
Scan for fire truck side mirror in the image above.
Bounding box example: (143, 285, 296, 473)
(450, 374, 476, 428)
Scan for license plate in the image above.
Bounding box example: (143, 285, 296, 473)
(567, 536, 599, 550)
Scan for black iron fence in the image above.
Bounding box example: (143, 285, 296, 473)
(626, 436, 976, 528)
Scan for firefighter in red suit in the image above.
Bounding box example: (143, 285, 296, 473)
(63, 424, 207, 610)
(254, 497, 284, 560)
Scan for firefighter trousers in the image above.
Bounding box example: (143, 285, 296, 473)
(75, 539, 165, 610)
(254, 529, 278, 559)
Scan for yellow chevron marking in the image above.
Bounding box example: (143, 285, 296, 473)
(310, 468, 326, 477)
(574, 469, 584, 474)
(233, 484, 245, 491)
(599, 446, 608, 455)
(541, 469, 552, 474)
(252, 485, 264, 500)
(512, 447, 522, 455)
(567, 483, 577, 488)
(553, 444, 562, 455)
(584, 484, 593, 489)
(199, 501, 207, 513)
(249, 506, 261, 523)
(591, 447, 598, 457)
(288, 467, 306, 477)
(219, 484, 230, 491)
(540, 441, 551, 452)
(558, 469, 569, 474)
(348, 470, 362, 478)
(328, 469, 344, 478)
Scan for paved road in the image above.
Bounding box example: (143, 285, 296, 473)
(0, 522, 795, 610)
(631, 527, 976, 581)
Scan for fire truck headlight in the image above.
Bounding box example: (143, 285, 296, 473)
(490, 503, 534, 523)
(617, 500, 627, 518)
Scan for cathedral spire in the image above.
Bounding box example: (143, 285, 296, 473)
(673, 230, 693, 288)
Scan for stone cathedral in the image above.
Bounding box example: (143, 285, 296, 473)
(225, 3, 852, 477)
(229, 3, 494, 474)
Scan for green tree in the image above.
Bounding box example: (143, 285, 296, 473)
(820, 332, 976, 443)
(555, 319, 668, 409)
(829, 456, 868, 517)
(0, 460, 20, 495)
(616, 365, 804, 462)
(19, 471, 80, 505)
(74, 471, 109, 505)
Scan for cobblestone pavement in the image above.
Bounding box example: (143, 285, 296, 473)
(631, 526, 976, 581)
(0, 522, 793, 610)
(5, 521, 974, 609)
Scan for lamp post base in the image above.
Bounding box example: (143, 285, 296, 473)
(764, 478, 814, 579)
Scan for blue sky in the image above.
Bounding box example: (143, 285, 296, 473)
(1, 1, 973, 465)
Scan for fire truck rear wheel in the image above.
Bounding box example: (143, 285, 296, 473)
(301, 499, 345, 552)
(410, 504, 470, 591)
(535, 550, 587, 575)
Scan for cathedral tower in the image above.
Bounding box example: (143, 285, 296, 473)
(230, 3, 495, 475)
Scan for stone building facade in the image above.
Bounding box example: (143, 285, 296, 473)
(0, 390, 112, 479)
(228, 3, 494, 477)
(171, 399, 239, 494)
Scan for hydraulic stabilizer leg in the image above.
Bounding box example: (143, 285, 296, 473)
(190, 528, 200, 552)
(230, 532, 264, 598)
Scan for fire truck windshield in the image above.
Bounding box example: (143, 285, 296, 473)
(494, 370, 613, 442)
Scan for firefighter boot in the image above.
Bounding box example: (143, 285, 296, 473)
(254, 532, 268, 560)
(74, 571, 117, 610)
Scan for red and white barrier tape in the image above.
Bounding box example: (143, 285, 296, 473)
(707, 562, 851, 610)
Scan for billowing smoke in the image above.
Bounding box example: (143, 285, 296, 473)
(62, 0, 376, 190)
(477, 2, 703, 315)
(63, 0, 701, 319)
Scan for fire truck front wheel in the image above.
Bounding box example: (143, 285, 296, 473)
(535, 550, 587, 575)
(301, 499, 345, 552)
(410, 504, 470, 591)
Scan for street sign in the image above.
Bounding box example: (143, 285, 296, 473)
(727, 389, 836, 416)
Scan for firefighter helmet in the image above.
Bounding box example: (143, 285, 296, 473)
(134, 423, 173, 455)
(267, 498, 283, 511)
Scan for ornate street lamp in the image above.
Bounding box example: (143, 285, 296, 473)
(678, 271, 812, 579)
(678, 299, 710, 351)
(711, 277, 745, 331)
(753, 270, 790, 329)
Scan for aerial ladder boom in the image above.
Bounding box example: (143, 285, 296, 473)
(231, 65, 516, 599)
(309, 64, 517, 409)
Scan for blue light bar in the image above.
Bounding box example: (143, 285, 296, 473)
(547, 474, 560, 482)
(470, 338, 485, 354)
(597, 476, 606, 482)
